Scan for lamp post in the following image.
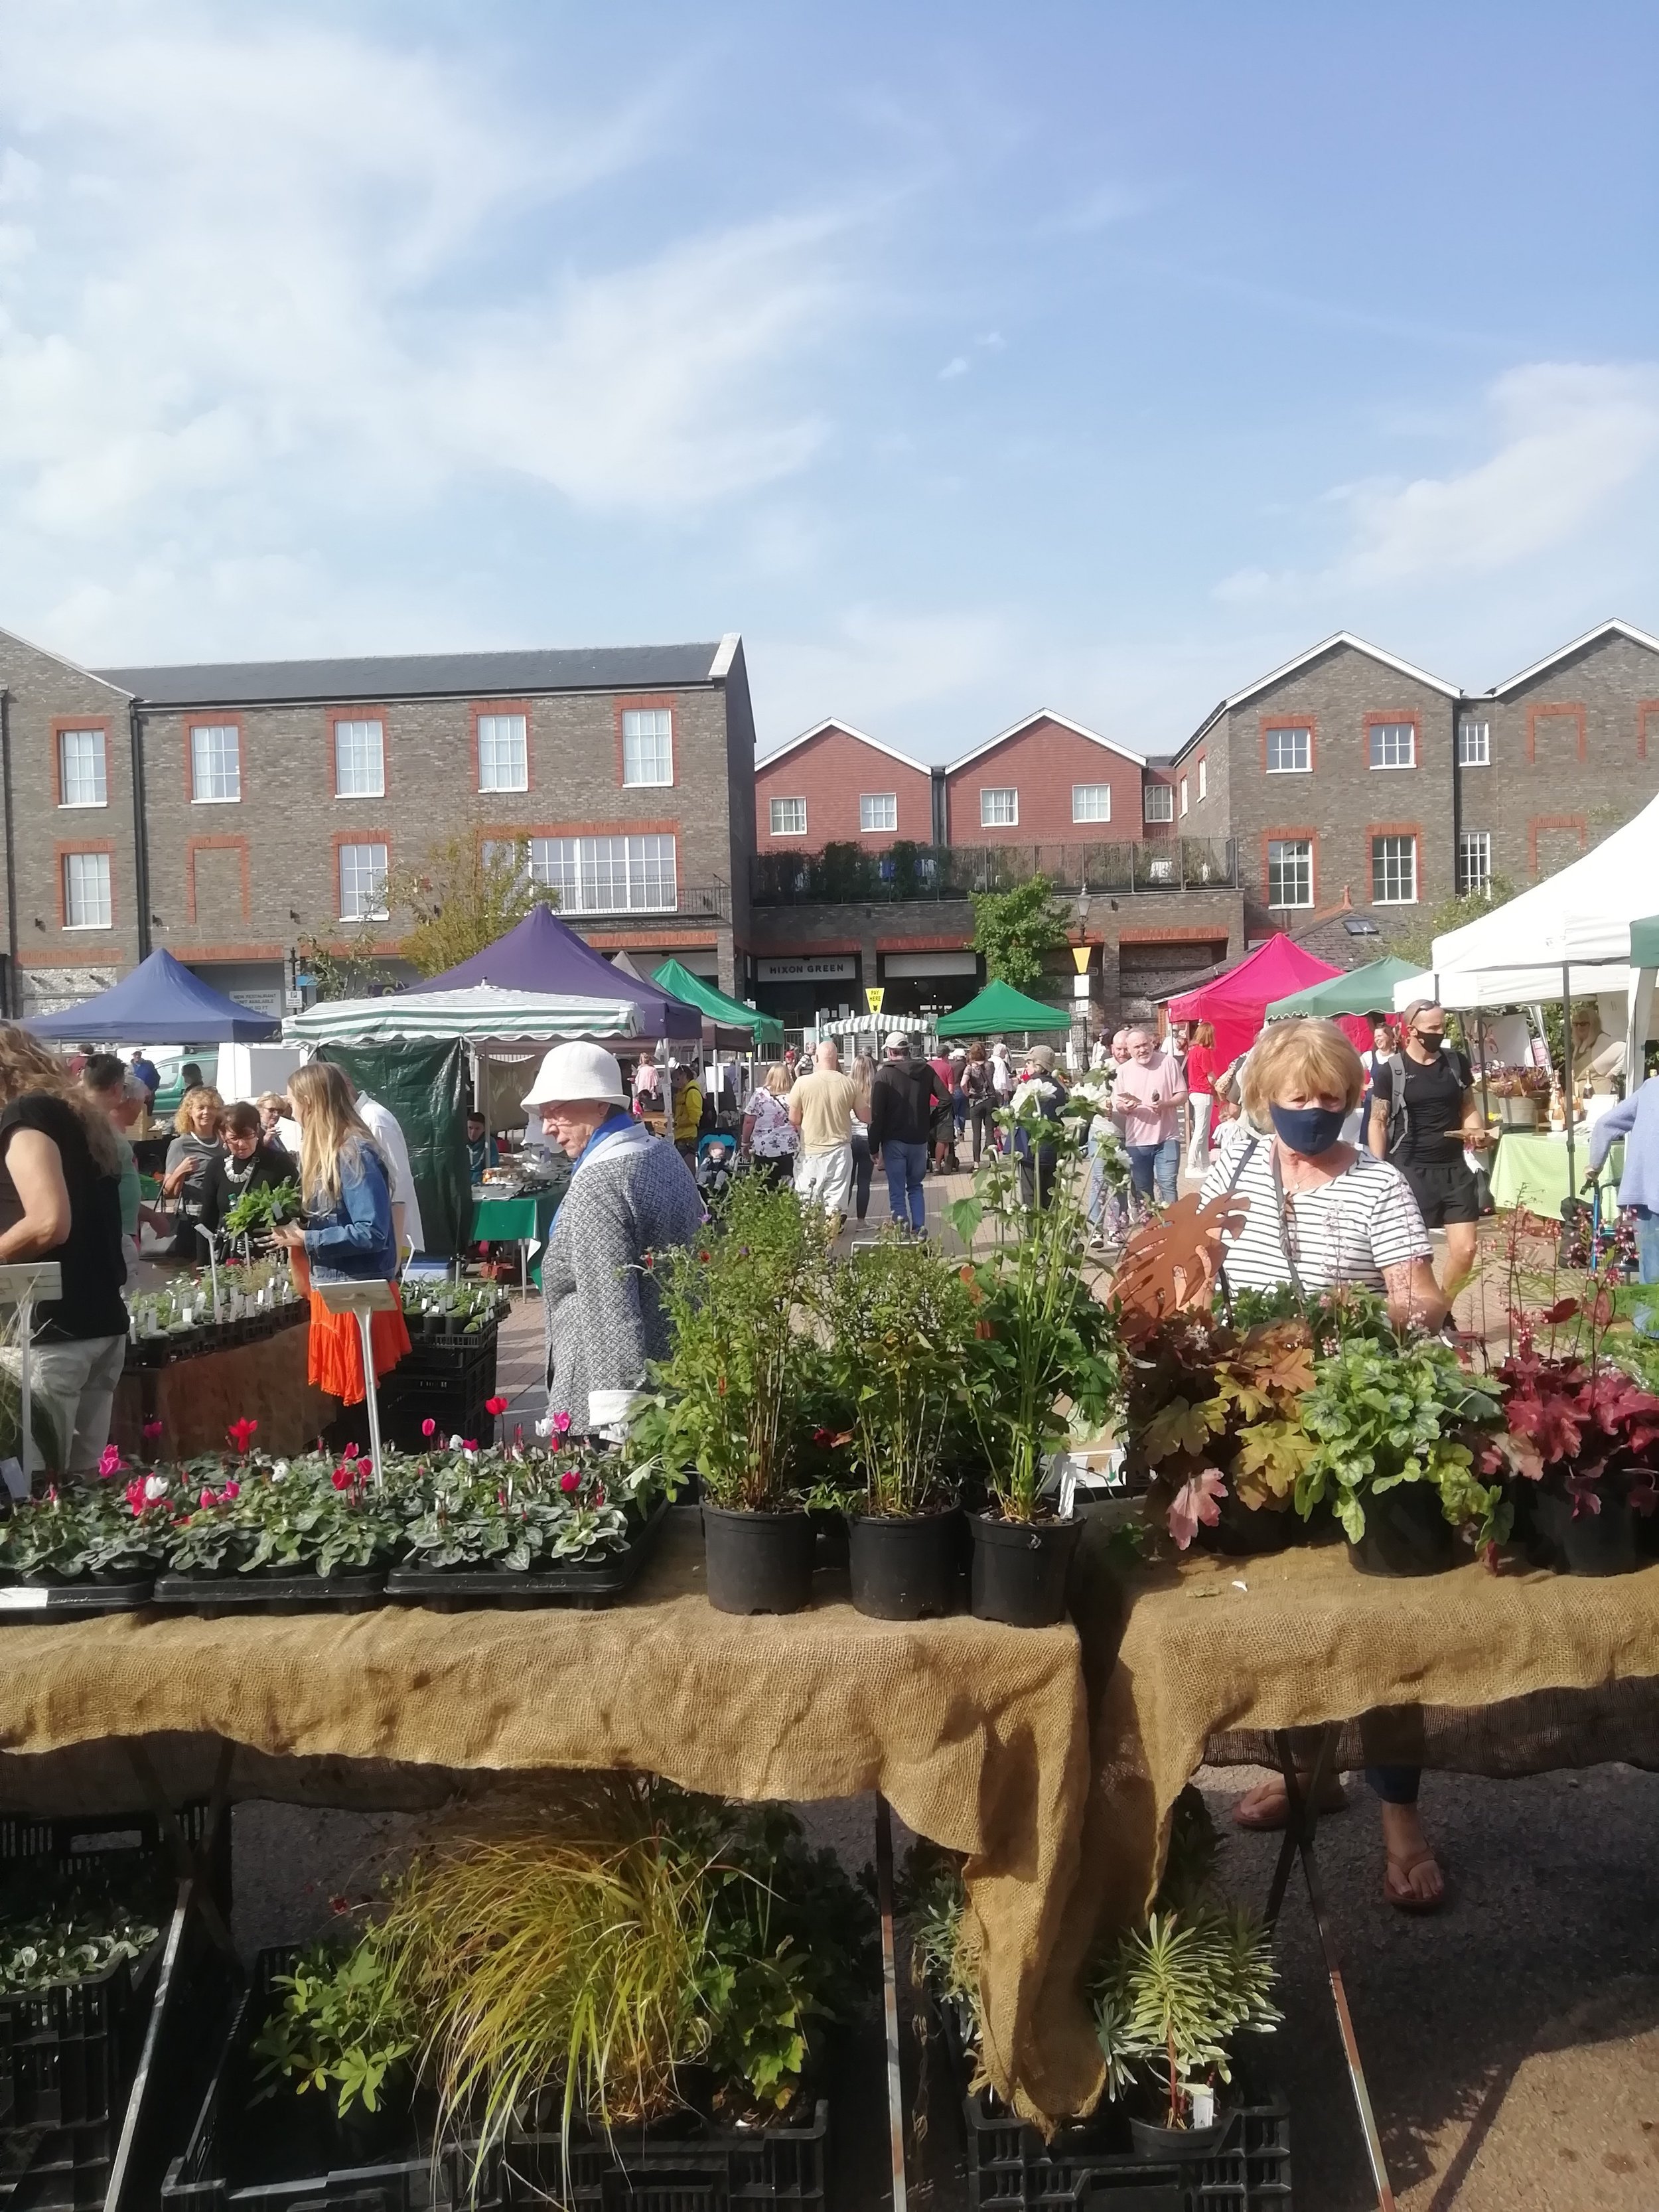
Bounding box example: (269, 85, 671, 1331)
(1070, 894, 1094, 1071)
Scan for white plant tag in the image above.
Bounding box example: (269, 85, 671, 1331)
(0, 1457, 27, 1501)
(1188, 2085, 1216, 2130)
(0, 1584, 50, 1611)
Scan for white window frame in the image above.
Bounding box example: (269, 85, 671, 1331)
(1197, 755, 1208, 802)
(1372, 834, 1418, 905)
(190, 723, 242, 804)
(621, 707, 674, 788)
(1266, 838, 1313, 909)
(1143, 784, 1173, 824)
(338, 841, 390, 922)
(1368, 721, 1416, 771)
(333, 717, 386, 799)
(526, 833, 678, 915)
(1071, 783, 1112, 824)
(770, 797, 808, 838)
(58, 727, 108, 808)
(979, 787, 1018, 828)
(858, 792, 898, 834)
(1264, 726, 1311, 774)
(1457, 718, 1490, 767)
(62, 850, 112, 930)
(1179, 776, 1189, 817)
(1457, 830, 1492, 895)
(476, 712, 528, 794)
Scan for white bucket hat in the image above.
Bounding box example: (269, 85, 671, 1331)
(522, 1041, 626, 1110)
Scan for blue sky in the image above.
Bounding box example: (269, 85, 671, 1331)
(1, 2, 1656, 762)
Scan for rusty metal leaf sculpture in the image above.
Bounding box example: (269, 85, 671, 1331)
(1110, 1190, 1250, 1345)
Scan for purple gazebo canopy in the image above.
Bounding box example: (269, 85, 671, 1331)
(422, 903, 701, 1038)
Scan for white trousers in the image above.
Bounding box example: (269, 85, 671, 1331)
(1186, 1093, 1213, 1172)
(794, 1143, 854, 1218)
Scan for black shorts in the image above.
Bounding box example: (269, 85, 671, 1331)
(1401, 1156, 1480, 1229)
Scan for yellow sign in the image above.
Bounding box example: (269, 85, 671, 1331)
(1071, 944, 1093, 974)
(865, 986, 885, 1015)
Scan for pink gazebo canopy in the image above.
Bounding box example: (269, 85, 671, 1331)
(1167, 934, 1345, 1069)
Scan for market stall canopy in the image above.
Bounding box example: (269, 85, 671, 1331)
(1265, 954, 1423, 1021)
(421, 903, 700, 1038)
(1165, 934, 1342, 1067)
(1630, 916, 1659, 969)
(283, 984, 640, 1047)
(23, 948, 280, 1043)
(934, 979, 1070, 1037)
(650, 959, 784, 1041)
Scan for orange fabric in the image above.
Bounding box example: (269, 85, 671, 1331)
(306, 1289, 411, 1406)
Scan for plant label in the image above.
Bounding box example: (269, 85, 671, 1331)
(0, 1457, 26, 1501)
(0, 1583, 49, 1610)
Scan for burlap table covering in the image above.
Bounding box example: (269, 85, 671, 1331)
(0, 1507, 1096, 2123)
(1050, 1527, 1659, 2115)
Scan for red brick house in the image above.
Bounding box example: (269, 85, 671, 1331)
(942, 711, 1146, 844)
(753, 719, 934, 853)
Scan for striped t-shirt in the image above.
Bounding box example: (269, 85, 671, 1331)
(1198, 1122, 1429, 1293)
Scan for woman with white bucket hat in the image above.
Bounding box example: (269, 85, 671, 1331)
(523, 1041, 702, 1436)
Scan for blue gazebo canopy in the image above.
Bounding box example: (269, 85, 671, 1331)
(23, 948, 280, 1043)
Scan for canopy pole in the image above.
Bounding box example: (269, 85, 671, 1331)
(1562, 964, 1577, 1215)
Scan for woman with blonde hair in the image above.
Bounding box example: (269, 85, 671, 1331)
(0, 1025, 127, 1474)
(739, 1059, 799, 1189)
(163, 1084, 224, 1258)
(271, 1061, 409, 1404)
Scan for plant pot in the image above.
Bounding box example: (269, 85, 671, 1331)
(1348, 1484, 1455, 1577)
(1128, 2110, 1231, 2160)
(1533, 1486, 1641, 1576)
(701, 1505, 816, 1615)
(1196, 1488, 1300, 1557)
(1498, 1096, 1540, 1128)
(847, 1509, 962, 1621)
(969, 1511, 1082, 1627)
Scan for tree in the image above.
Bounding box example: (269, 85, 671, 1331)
(970, 875, 1070, 991)
(1394, 875, 1518, 972)
(382, 835, 545, 980)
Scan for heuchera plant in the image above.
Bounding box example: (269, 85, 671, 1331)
(1498, 1301, 1659, 1520)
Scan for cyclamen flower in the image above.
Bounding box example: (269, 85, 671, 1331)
(143, 1474, 169, 1504)
(125, 1479, 147, 1514)
(331, 1467, 352, 1491)
(484, 1396, 509, 1418)
(421, 1418, 437, 1438)
(552, 1411, 571, 1436)
(141, 1418, 165, 1443)
(226, 1418, 259, 1454)
(98, 1443, 123, 1479)
(199, 1488, 217, 1509)
(559, 1470, 580, 1495)
(343, 1441, 359, 1460)
(222, 1480, 240, 1500)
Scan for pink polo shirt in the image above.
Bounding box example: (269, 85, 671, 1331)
(1111, 1049, 1188, 1147)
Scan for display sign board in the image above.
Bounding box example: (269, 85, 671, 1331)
(755, 956, 857, 982)
(865, 987, 885, 1014)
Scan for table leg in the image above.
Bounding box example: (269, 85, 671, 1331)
(1268, 1728, 1397, 2212)
(875, 1793, 908, 2212)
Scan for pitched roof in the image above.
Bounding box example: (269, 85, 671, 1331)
(946, 709, 1145, 776)
(92, 640, 731, 708)
(1485, 617, 1659, 700)
(1171, 631, 1462, 762)
(0, 623, 135, 700)
(755, 717, 931, 776)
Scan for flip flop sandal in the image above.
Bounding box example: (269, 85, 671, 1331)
(1384, 1850, 1447, 1913)
(1232, 1776, 1348, 1831)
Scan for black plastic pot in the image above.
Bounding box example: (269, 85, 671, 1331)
(1533, 1486, 1641, 1576)
(1196, 1489, 1300, 1557)
(1348, 1484, 1455, 1577)
(702, 1505, 816, 1615)
(847, 1509, 962, 1621)
(1128, 2110, 1231, 2160)
(969, 1512, 1082, 1627)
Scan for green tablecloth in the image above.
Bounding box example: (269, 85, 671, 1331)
(470, 1190, 561, 1246)
(1488, 1130, 1622, 1217)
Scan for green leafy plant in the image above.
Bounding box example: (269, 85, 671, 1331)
(251, 1937, 418, 2116)
(222, 1178, 301, 1242)
(969, 875, 1070, 990)
(948, 1104, 1120, 1521)
(821, 1235, 977, 1516)
(1295, 1334, 1516, 1546)
(638, 1179, 831, 1511)
(1089, 1904, 1280, 2128)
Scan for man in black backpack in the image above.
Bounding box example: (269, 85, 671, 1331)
(1367, 999, 1490, 1299)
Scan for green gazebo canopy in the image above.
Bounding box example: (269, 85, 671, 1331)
(934, 978, 1070, 1037)
(651, 959, 784, 1041)
(1629, 915, 1659, 968)
(1265, 955, 1423, 1021)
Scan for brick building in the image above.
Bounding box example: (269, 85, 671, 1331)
(942, 712, 1147, 844)
(754, 721, 935, 852)
(0, 628, 757, 1017)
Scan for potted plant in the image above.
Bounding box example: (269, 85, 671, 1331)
(639, 1180, 832, 1614)
(821, 1234, 976, 1619)
(1295, 1333, 1515, 1573)
(250, 1935, 418, 2161)
(1498, 1299, 1659, 1574)
(948, 1105, 1119, 1625)
(1488, 1067, 1551, 1128)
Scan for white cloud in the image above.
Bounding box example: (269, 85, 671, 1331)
(1216, 362, 1659, 605)
(757, 605, 1015, 746)
(938, 355, 970, 380)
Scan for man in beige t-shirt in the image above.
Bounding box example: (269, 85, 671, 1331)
(787, 1041, 857, 1224)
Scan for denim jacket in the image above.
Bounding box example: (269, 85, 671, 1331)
(303, 1140, 397, 1282)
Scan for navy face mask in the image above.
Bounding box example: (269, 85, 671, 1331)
(1269, 1102, 1348, 1157)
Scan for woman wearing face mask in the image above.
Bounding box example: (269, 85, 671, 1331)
(1202, 1019, 1448, 1909)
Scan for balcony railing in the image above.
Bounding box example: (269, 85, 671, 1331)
(749, 840, 1238, 907)
(561, 881, 731, 922)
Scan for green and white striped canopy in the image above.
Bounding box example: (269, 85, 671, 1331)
(283, 984, 642, 1047)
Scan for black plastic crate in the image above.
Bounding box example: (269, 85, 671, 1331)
(964, 2085, 1293, 2212)
(504, 2098, 830, 2212)
(0, 1806, 222, 2211)
(162, 1951, 502, 2212)
(387, 1499, 671, 1612)
(378, 1381, 493, 1453)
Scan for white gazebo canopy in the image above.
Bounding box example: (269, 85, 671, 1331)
(283, 983, 642, 1049)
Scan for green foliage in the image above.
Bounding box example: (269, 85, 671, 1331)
(0, 1849, 165, 1997)
(1295, 1334, 1512, 1545)
(822, 1235, 978, 1514)
(1090, 1905, 1281, 2128)
(949, 1106, 1121, 1520)
(383, 834, 545, 980)
(897, 1843, 981, 2056)
(221, 1179, 301, 1242)
(251, 1938, 417, 2117)
(969, 875, 1070, 991)
(1394, 873, 1518, 972)
(296, 932, 396, 1003)
(639, 1179, 832, 1510)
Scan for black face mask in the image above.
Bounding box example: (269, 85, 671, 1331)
(1414, 1030, 1445, 1053)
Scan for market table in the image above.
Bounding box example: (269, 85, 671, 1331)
(109, 1315, 328, 1459)
(1487, 1128, 1621, 1215)
(0, 1507, 1096, 2127)
(469, 1187, 561, 1290)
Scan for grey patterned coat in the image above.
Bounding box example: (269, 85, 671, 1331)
(540, 1126, 703, 1432)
